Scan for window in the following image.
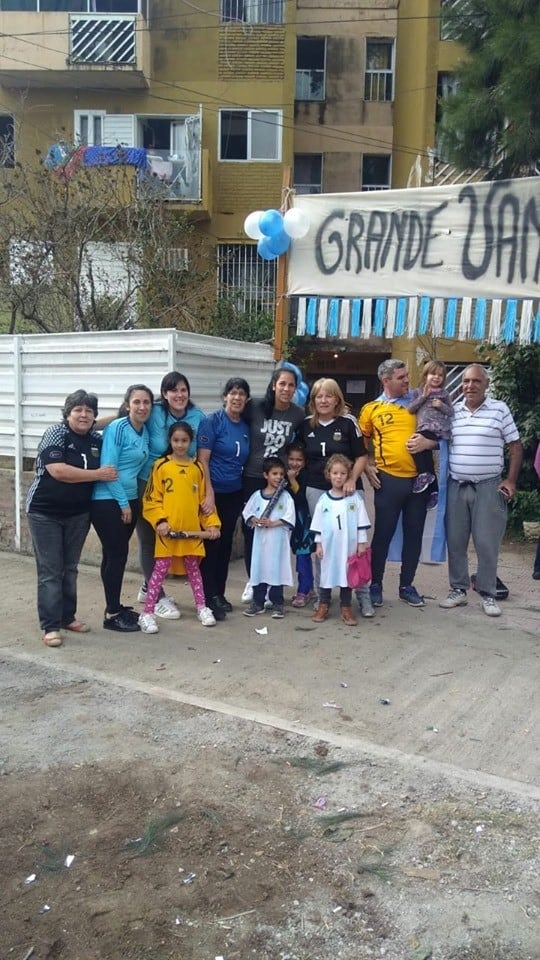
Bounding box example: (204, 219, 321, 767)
(0, 115, 14, 167)
(218, 243, 276, 316)
(435, 72, 459, 158)
(364, 40, 394, 102)
(295, 37, 325, 101)
(294, 153, 322, 194)
(219, 110, 281, 161)
(220, 0, 283, 24)
(74, 110, 105, 146)
(361, 154, 391, 191)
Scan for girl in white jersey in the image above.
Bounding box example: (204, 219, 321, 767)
(310, 454, 370, 626)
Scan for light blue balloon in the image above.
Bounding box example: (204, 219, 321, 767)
(257, 237, 279, 261)
(259, 209, 284, 238)
(267, 230, 291, 256)
(293, 382, 309, 407)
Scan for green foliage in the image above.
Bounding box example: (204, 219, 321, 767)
(439, 0, 540, 177)
(479, 343, 540, 534)
(206, 295, 274, 342)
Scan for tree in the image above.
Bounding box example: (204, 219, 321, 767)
(0, 145, 213, 334)
(439, 0, 540, 178)
(479, 342, 540, 534)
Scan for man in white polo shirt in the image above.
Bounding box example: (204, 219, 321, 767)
(440, 364, 522, 617)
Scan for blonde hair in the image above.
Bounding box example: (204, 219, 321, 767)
(308, 378, 345, 426)
(421, 360, 447, 386)
(324, 453, 352, 480)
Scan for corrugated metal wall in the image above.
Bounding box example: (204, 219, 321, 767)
(0, 328, 275, 458)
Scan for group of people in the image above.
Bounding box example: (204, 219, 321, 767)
(26, 356, 527, 648)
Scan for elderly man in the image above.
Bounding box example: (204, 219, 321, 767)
(359, 359, 435, 608)
(440, 364, 522, 617)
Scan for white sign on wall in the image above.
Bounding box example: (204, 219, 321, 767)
(287, 177, 540, 301)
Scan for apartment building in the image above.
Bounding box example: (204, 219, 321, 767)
(0, 1, 519, 404)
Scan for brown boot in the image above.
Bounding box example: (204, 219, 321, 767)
(341, 606, 357, 626)
(312, 603, 329, 623)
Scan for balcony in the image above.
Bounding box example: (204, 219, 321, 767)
(138, 149, 213, 220)
(0, 12, 150, 89)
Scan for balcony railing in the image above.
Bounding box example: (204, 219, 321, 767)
(139, 149, 202, 203)
(293, 182, 322, 194)
(70, 14, 136, 65)
(440, 0, 475, 41)
(364, 69, 393, 102)
(295, 69, 325, 102)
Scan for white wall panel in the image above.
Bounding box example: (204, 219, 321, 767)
(0, 328, 275, 458)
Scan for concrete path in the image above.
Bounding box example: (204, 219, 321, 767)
(1, 538, 538, 793)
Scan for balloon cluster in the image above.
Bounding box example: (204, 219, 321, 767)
(243, 208, 311, 261)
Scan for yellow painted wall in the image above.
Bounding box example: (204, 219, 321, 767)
(0, 0, 295, 242)
(393, 0, 463, 187)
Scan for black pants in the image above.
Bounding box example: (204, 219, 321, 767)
(242, 476, 264, 576)
(200, 488, 244, 599)
(319, 586, 352, 606)
(412, 429, 437, 478)
(371, 471, 428, 588)
(91, 498, 139, 614)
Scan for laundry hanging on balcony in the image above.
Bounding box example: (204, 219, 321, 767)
(83, 146, 148, 169)
(294, 295, 540, 345)
(45, 144, 149, 181)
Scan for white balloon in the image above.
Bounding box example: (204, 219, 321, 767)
(244, 210, 264, 240)
(283, 208, 311, 239)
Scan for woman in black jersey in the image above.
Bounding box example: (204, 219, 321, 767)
(297, 377, 368, 519)
(26, 390, 117, 647)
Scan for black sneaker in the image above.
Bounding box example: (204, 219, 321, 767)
(218, 595, 233, 613)
(104, 610, 141, 632)
(243, 603, 265, 617)
(207, 596, 227, 621)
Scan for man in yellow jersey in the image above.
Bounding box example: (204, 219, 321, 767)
(359, 359, 435, 608)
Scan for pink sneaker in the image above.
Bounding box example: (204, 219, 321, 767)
(291, 591, 314, 608)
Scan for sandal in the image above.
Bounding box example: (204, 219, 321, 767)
(63, 620, 90, 633)
(42, 631, 63, 647)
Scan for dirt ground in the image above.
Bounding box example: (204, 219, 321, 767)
(1, 539, 539, 960)
(1, 657, 539, 960)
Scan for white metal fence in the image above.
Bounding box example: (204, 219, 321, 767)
(0, 328, 275, 550)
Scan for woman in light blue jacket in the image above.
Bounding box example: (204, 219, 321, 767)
(92, 384, 153, 633)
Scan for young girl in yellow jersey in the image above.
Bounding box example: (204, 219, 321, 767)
(140, 423, 221, 632)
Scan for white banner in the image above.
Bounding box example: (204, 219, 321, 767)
(287, 177, 540, 300)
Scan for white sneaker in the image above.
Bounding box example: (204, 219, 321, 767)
(482, 596, 501, 617)
(155, 596, 181, 620)
(241, 582, 253, 603)
(138, 612, 158, 634)
(198, 606, 216, 627)
(439, 588, 467, 609)
(137, 584, 147, 603)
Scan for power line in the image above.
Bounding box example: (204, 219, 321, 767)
(0, 3, 470, 41)
(0, 38, 438, 162)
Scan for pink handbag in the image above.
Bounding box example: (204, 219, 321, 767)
(346, 548, 372, 588)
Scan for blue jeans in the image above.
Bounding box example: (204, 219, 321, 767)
(27, 511, 90, 632)
(296, 554, 314, 595)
